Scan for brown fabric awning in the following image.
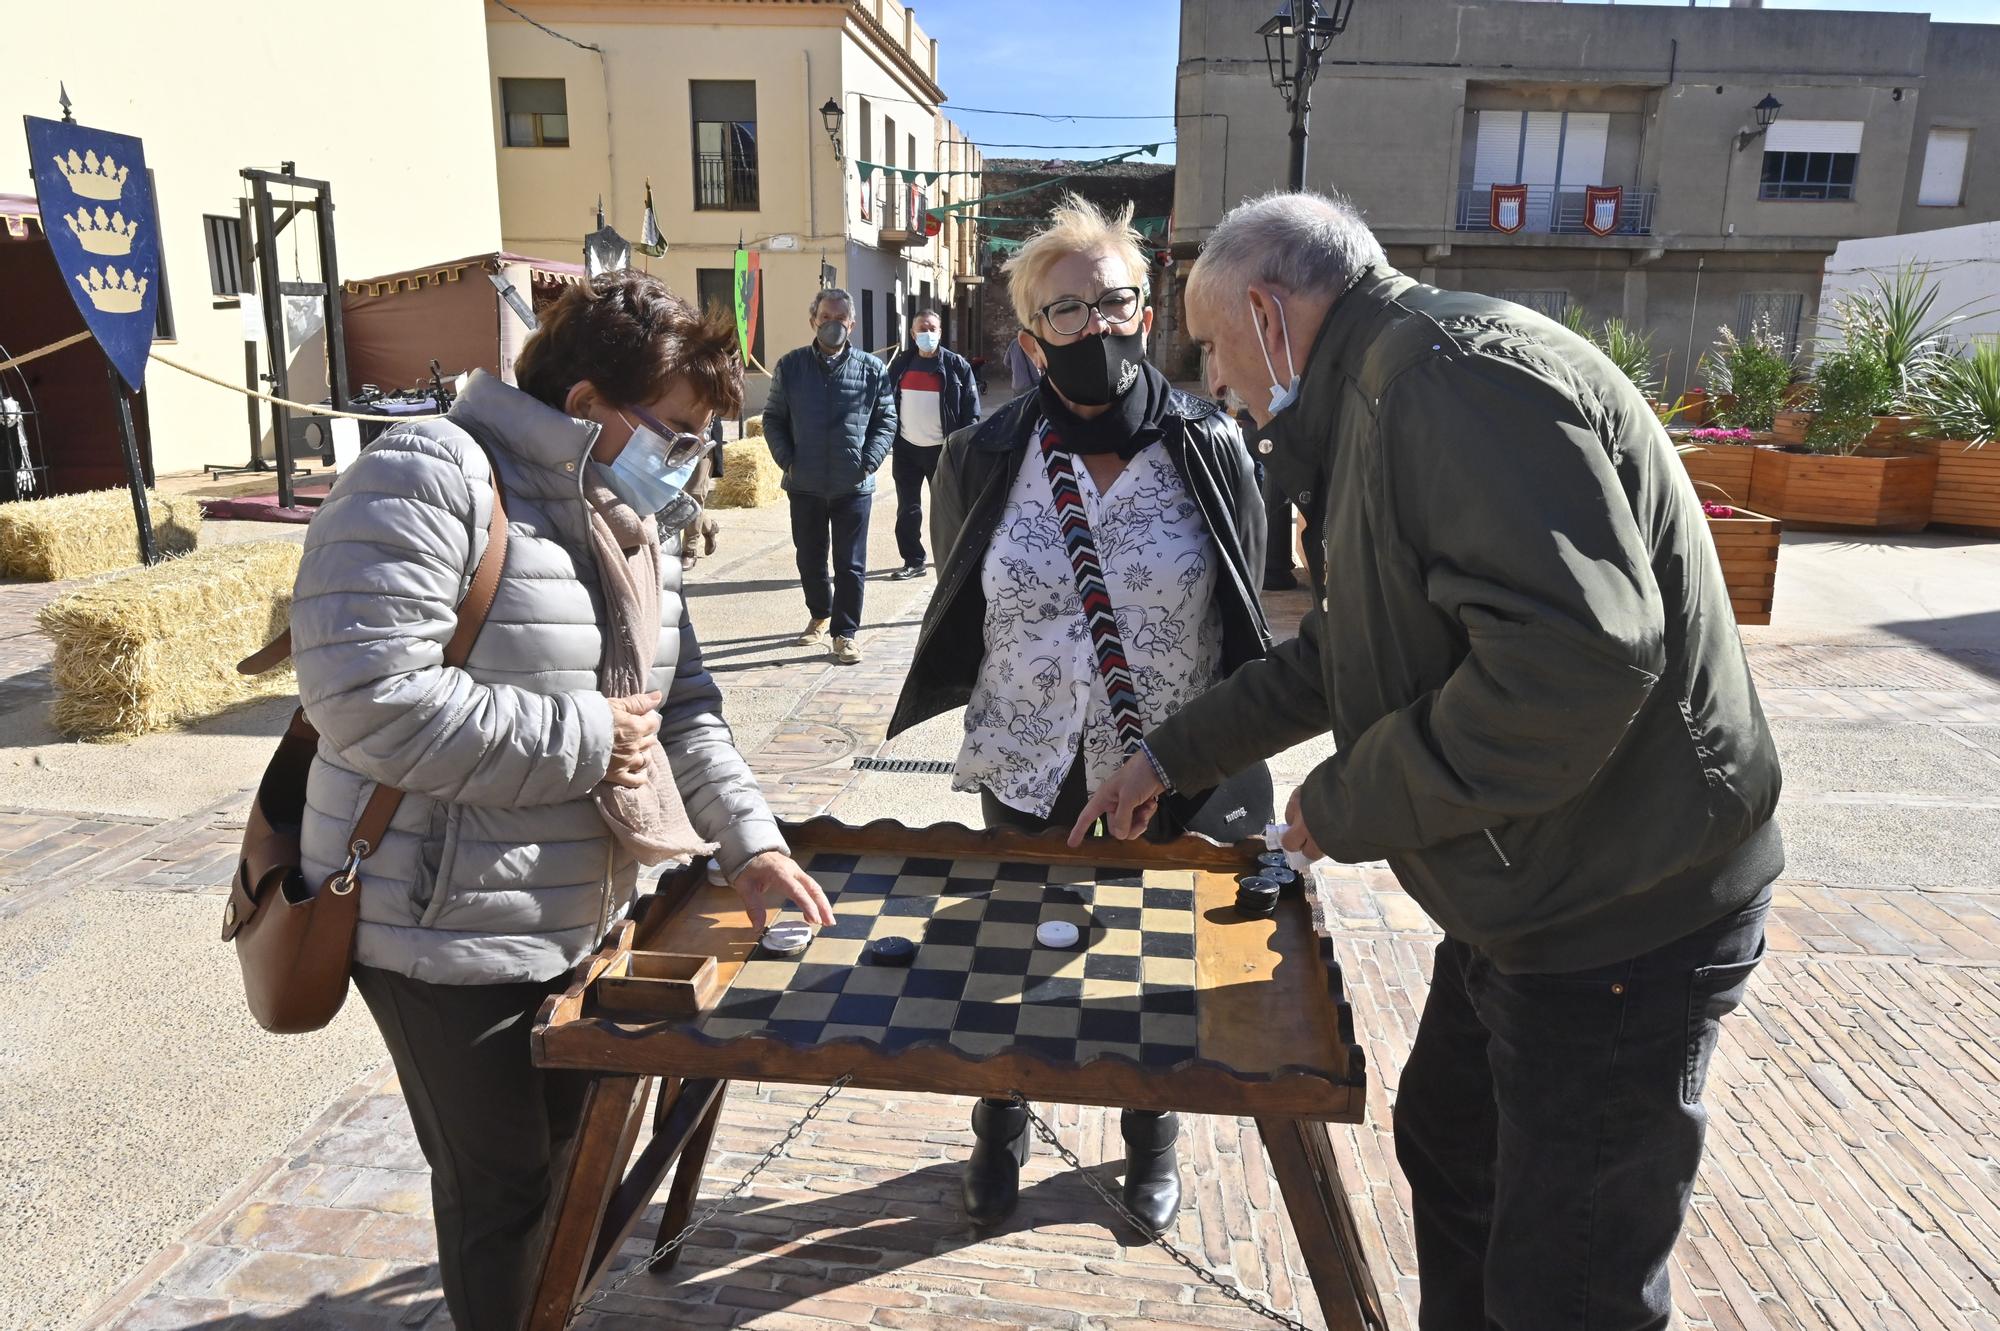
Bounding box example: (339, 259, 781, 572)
(340, 251, 586, 392)
(342, 251, 586, 297)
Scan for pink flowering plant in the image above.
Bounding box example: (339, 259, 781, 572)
(1687, 427, 1756, 444)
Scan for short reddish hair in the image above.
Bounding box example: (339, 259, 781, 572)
(516, 269, 744, 417)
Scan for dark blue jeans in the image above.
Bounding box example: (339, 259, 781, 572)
(789, 490, 871, 638)
(1394, 889, 1771, 1330)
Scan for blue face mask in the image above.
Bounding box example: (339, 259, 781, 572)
(913, 330, 941, 354)
(602, 409, 710, 527)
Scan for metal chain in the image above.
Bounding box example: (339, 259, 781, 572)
(1009, 1092, 1317, 1331)
(567, 1075, 851, 1325)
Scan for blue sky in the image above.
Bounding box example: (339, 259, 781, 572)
(921, 0, 1997, 165)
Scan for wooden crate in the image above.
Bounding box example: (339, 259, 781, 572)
(1919, 439, 2000, 535)
(1705, 507, 1780, 626)
(1747, 448, 1937, 533)
(1679, 445, 1758, 506)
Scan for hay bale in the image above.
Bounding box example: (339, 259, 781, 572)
(710, 436, 785, 509)
(743, 415, 764, 438)
(37, 541, 301, 739)
(0, 488, 201, 582)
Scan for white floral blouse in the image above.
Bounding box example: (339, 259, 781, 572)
(953, 426, 1223, 818)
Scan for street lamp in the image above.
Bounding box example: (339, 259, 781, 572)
(1735, 94, 1782, 153)
(820, 98, 845, 162)
(1258, 0, 1358, 190)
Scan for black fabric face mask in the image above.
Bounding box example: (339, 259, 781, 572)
(1032, 329, 1147, 407)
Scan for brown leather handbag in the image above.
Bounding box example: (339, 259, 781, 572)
(224, 456, 510, 1033)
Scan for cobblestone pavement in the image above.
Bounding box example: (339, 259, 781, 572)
(4, 529, 1995, 1331)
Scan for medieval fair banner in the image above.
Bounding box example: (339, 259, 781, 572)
(733, 247, 761, 363)
(1489, 184, 1528, 235)
(1584, 185, 1623, 237)
(24, 116, 160, 390)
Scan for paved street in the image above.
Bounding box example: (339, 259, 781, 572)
(3, 506, 1998, 1331)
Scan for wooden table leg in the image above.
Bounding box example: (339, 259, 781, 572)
(648, 1077, 728, 1274)
(524, 1074, 650, 1331)
(1256, 1116, 1390, 1331)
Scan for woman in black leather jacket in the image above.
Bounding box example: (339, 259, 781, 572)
(887, 195, 1272, 1238)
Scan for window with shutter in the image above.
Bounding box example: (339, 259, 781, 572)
(501, 79, 569, 148)
(692, 81, 759, 211)
(1919, 129, 1971, 207)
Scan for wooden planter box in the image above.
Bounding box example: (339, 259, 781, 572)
(1680, 389, 1714, 428)
(1706, 506, 1781, 626)
(1866, 415, 1924, 448)
(1772, 410, 1813, 445)
(1919, 439, 2000, 534)
(1679, 445, 1758, 506)
(1747, 448, 1938, 532)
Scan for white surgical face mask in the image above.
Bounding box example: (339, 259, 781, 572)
(1250, 293, 1300, 418)
(913, 330, 940, 354)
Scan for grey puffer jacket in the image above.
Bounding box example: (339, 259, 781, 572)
(292, 371, 785, 985)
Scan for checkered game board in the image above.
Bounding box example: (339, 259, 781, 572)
(693, 852, 1202, 1066)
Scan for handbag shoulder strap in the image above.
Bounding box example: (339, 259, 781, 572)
(251, 442, 510, 863)
(348, 445, 510, 855)
(1037, 425, 1146, 755)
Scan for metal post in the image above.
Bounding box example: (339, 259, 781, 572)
(1290, 38, 1324, 192)
(315, 183, 349, 412)
(249, 174, 294, 510)
(105, 351, 158, 565)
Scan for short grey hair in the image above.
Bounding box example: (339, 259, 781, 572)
(1190, 190, 1385, 301)
(810, 287, 854, 319)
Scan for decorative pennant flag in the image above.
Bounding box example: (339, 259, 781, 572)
(1584, 185, 1622, 237)
(858, 166, 873, 223)
(1489, 184, 1528, 234)
(637, 179, 666, 257)
(732, 247, 761, 362)
(24, 116, 161, 390)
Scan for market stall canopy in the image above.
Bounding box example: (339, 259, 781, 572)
(341, 251, 585, 392)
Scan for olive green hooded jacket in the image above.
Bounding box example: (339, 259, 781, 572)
(1147, 268, 1783, 972)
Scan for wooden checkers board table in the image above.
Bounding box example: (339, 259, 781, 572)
(526, 819, 1386, 1330)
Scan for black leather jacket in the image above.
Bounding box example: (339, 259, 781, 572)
(888, 385, 1271, 739)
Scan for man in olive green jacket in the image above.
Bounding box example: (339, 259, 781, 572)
(1077, 193, 1782, 1331)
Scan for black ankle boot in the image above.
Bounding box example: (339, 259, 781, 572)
(963, 1097, 1031, 1225)
(1121, 1109, 1183, 1235)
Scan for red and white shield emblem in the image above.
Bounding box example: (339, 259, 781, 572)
(1585, 185, 1622, 237)
(1490, 184, 1527, 234)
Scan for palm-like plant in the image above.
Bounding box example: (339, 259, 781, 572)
(1597, 318, 1661, 401)
(1826, 265, 1986, 412)
(1915, 342, 2000, 446)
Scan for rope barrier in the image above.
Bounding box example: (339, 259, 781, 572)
(148, 352, 444, 421)
(0, 331, 93, 375)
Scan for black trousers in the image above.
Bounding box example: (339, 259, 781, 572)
(353, 964, 591, 1331)
(1393, 890, 1771, 1330)
(891, 438, 943, 567)
(788, 490, 872, 638)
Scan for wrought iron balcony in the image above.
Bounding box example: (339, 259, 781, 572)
(1455, 185, 1655, 236)
(694, 153, 759, 212)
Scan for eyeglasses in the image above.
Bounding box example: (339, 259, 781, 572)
(1036, 286, 1144, 338)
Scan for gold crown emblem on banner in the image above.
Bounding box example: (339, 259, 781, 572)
(67, 206, 139, 256)
(55, 149, 130, 202)
(75, 266, 148, 314)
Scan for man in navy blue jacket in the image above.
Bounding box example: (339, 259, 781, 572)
(763, 288, 896, 665)
(884, 305, 980, 580)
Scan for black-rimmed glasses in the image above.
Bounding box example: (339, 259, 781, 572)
(1036, 286, 1143, 338)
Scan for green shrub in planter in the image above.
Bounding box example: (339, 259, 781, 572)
(1806, 347, 1893, 454)
(1562, 307, 1661, 401)
(1703, 318, 1794, 431)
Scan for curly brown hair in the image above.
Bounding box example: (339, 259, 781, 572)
(515, 269, 744, 417)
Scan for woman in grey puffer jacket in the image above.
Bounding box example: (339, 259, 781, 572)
(291, 271, 832, 1331)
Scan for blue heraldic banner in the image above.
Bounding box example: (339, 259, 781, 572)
(23, 116, 162, 390)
